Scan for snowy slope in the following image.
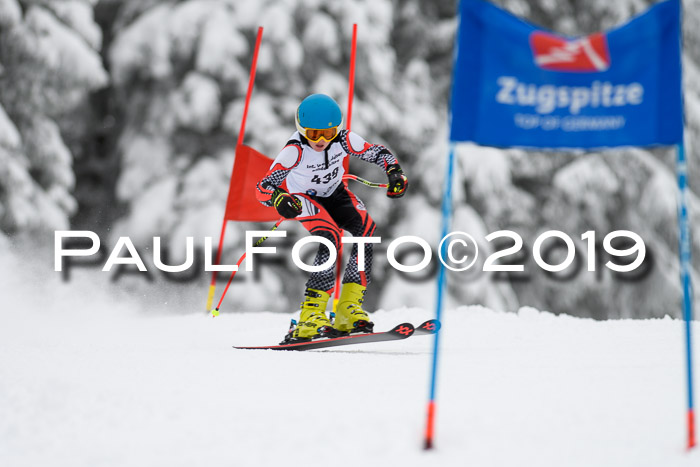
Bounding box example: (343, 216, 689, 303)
(1, 258, 699, 467)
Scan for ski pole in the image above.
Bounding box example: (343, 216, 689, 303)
(342, 174, 387, 189)
(211, 218, 284, 317)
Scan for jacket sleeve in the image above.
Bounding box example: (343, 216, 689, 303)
(338, 130, 398, 171)
(255, 139, 303, 206)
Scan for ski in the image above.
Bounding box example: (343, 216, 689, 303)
(414, 319, 441, 335)
(233, 319, 441, 351)
(234, 322, 414, 351)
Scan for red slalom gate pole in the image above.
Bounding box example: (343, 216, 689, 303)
(346, 23, 357, 132)
(333, 23, 358, 314)
(207, 26, 264, 312)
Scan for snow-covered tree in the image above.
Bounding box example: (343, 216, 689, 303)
(0, 0, 107, 240)
(3, 0, 698, 320)
(446, 0, 700, 319)
(103, 0, 453, 311)
(96, 0, 700, 317)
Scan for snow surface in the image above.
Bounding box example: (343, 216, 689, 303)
(1, 253, 699, 467)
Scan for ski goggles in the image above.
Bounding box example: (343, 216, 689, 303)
(301, 126, 339, 142)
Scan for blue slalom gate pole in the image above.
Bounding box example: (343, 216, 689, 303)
(676, 142, 696, 449)
(424, 142, 457, 450)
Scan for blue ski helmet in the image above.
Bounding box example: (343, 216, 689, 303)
(295, 94, 343, 135)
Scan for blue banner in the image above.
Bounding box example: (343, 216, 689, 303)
(450, 0, 683, 148)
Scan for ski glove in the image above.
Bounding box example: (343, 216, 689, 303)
(386, 164, 408, 198)
(272, 187, 302, 219)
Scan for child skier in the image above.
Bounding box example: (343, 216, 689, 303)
(256, 94, 408, 341)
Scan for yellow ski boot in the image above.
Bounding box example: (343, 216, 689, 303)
(334, 283, 374, 333)
(291, 288, 333, 340)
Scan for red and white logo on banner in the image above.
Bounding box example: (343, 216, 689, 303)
(530, 31, 611, 72)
